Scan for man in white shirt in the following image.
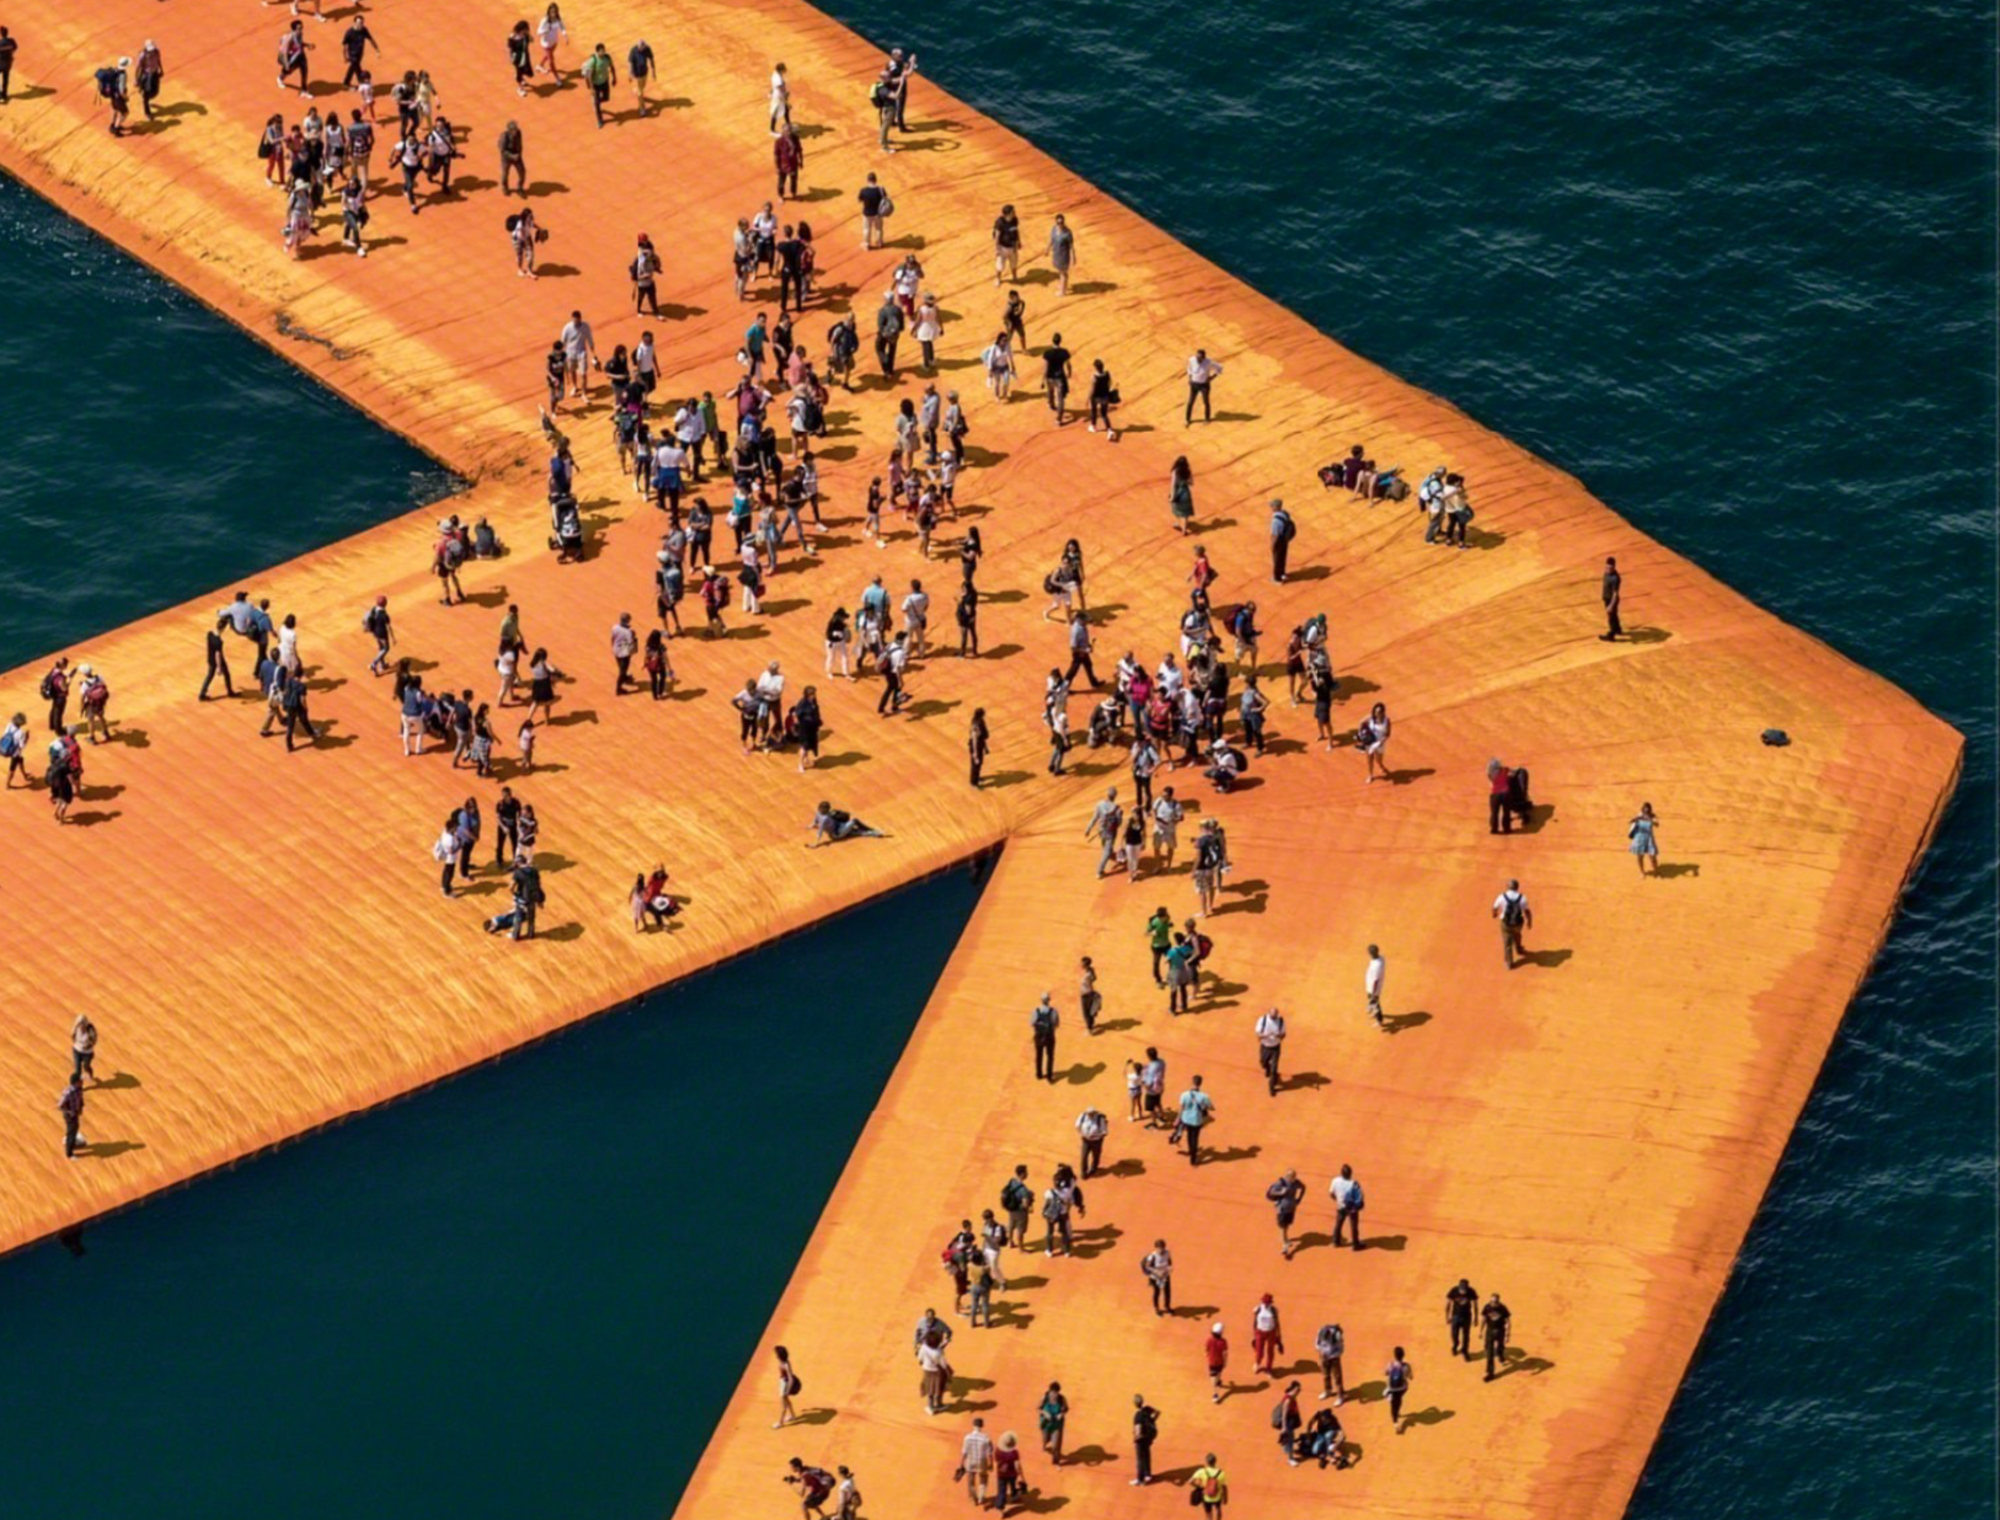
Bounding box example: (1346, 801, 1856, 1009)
(1254, 1006, 1287, 1095)
(1365, 945, 1387, 1029)
(1185, 348, 1223, 425)
(1076, 1106, 1109, 1178)
(902, 580, 930, 656)
(559, 310, 598, 398)
(959, 1419, 995, 1503)
(610, 613, 638, 693)
(1492, 879, 1532, 969)
(768, 62, 789, 131)
(1329, 1164, 1365, 1251)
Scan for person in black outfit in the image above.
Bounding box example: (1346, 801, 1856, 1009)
(1600, 555, 1623, 640)
(340, 16, 378, 88)
(200, 618, 235, 700)
(957, 587, 980, 657)
(1131, 1397, 1160, 1486)
(1482, 1294, 1512, 1380)
(776, 225, 806, 313)
(1087, 360, 1116, 432)
(1446, 1279, 1479, 1360)
(1042, 333, 1072, 424)
(494, 786, 522, 866)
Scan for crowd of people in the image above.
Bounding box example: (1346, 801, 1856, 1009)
(0, 20, 1677, 1516)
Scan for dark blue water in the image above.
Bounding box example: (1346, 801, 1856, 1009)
(1, 0, 1993, 1513)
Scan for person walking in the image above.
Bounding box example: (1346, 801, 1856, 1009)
(774, 1345, 802, 1428)
(1063, 611, 1100, 689)
(1600, 555, 1623, 640)
(1042, 332, 1072, 424)
(0, 712, 29, 788)
(1185, 349, 1222, 425)
(1204, 1322, 1229, 1403)
(1365, 944, 1387, 1030)
(1190, 1453, 1229, 1517)
(1629, 801, 1660, 875)
(1446, 1278, 1479, 1360)
(1493, 878, 1532, 969)
(1047, 214, 1077, 295)
(1086, 788, 1122, 878)
(1130, 1395, 1160, 1486)
(580, 41, 617, 128)
(1384, 1348, 1414, 1434)
(967, 707, 990, 786)
(1269, 499, 1296, 583)
(1482, 1292, 1513, 1380)
(1250, 1293, 1284, 1375)
(1330, 1164, 1365, 1249)
(1267, 1170, 1305, 1257)
(959, 1418, 995, 1503)
(1254, 1006, 1286, 1096)
(1031, 993, 1060, 1082)
(1037, 1382, 1069, 1465)
(1142, 1239, 1173, 1315)
(1001, 1164, 1034, 1248)
(1177, 1075, 1214, 1166)
(200, 618, 235, 700)
(1076, 1104, 1108, 1178)
(994, 1432, 1027, 1512)
(58, 1074, 86, 1159)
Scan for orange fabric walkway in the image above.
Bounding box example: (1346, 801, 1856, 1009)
(0, 4, 1959, 1519)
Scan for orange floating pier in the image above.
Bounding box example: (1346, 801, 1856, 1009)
(0, 3, 1960, 1519)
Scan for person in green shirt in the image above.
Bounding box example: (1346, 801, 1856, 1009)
(581, 43, 617, 128)
(1146, 906, 1173, 986)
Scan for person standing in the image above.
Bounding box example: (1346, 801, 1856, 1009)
(967, 707, 990, 786)
(1178, 1075, 1214, 1166)
(1493, 878, 1532, 969)
(1329, 1164, 1365, 1249)
(768, 60, 790, 131)
(610, 613, 638, 694)
(1142, 1239, 1173, 1315)
(1482, 1292, 1513, 1380)
(71, 1014, 98, 1085)
(1203, 1323, 1229, 1404)
(1267, 1170, 1305, 1258)
(1365, 944, 1386, 1030)
(1629, 801, 1660, 875)
(857, 172, 888, 250)
(134, 39, 164, 120)
(1254, 1006, 1286, 1096)
(1250, 1293, 1284, 1375)
(58, 1075, 86, 1159)
(1600, 555, 1623, 640)
(0, 26, 17, 105)
(959, 1418, 995, 1503)
(1446, 1278, 1479, 1360)
(1314, 1321, 1346, 1403)
(1031, 993, 1060, 1083)
(1384, 1348, 1414, 1433)
(1185, 349, 1222, 425)
(628, 37, 655, 115)
(1130, 1395, 1160, 1486)
(1269, 499, 1296, 583)
(774, 123, 803, 199)
(1086, 788, 1122, 878)
(1002, 1164, 1034, 1249)
(873, 286, 903, 375)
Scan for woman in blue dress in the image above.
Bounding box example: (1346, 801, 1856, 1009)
(1628, 801, 1659, 876)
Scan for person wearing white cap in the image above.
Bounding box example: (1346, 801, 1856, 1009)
(1204, 1320, 1229, 1402)
(135, 40, 164, 119)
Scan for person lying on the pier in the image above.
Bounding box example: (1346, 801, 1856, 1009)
(808, 801, 885, 846)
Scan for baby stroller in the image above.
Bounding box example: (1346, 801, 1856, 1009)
(549, 494, 584, 562)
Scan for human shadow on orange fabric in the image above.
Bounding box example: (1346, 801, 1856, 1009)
(1381, 1011, 1432, 1035)
(1519, 948, 1572, 969)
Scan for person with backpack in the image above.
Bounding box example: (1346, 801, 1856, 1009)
(1190, 1453, 1229, 1515)
(1273, 1380, 1305, 1465)
(1030, 993, 1060, 1083)
(1000, 1164, 1034, 1248)
(1493, 878, 1533, 968)
(0, 712, 29, 788)
(1384, 1348, 1415, 1433)
(783, 1456, 835, 1519)
(1269, 498, 1297, 582)
(1267, 1169, 1306, 1257)
(1130, 1395, 1161, 1485)
(1075, 1105, 1108, 1178)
